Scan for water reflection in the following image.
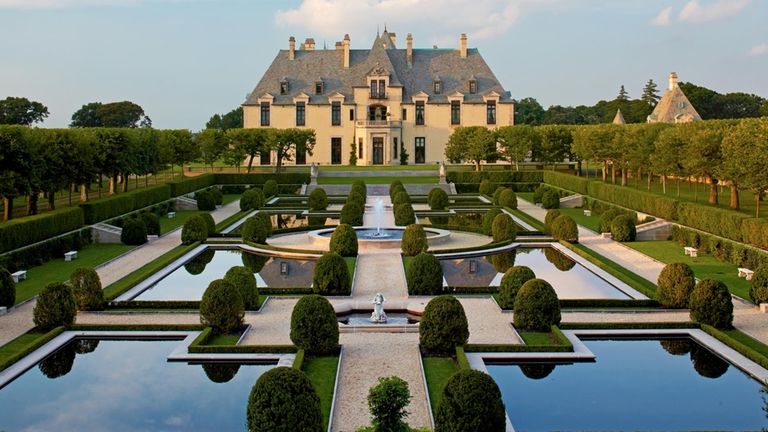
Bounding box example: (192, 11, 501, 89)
(38, 343, 76, 379)
(691, 343, 730, 379)
(486, 250, 516, 273)
(660, 338, 692, 356)
(544, 248, 576, 271)
(519, 363, 556, 380)
(184, 249, 215, 275)
(242, 252, 269, 273)
(201, 363, 241, 384)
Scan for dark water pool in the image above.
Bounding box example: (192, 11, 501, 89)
(0, 339, 271, 431)
(133, 249, 315, 301)
(487, 338, 768, 431)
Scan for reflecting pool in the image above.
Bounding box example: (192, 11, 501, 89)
(441, 248, 630, 299)
(0, 338, 272, 431)
(133, 249, 315, 301)
(487, 338, 768, 431)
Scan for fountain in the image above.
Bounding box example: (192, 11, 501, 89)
(371, 293, 387, 323)
(363, 199, 391, 239)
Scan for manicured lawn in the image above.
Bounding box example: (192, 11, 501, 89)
(624, 240, 750, 300)
(13, 243, 134, 305)
(159, 210, 204, 234)
(320, 165, 438, 171)
(318, 176, 439, 184)
(303, 356, 339, 430)
(558, 208, 601, 232)
(204, 333, 241, 345)
(422, 357, 458, 415)
(520, 331, 560, 346)
(345, 256, 357, 286)
(723, 329, 768, 359)
(0, 331, 45, 369)
(221, 194, 240, 205)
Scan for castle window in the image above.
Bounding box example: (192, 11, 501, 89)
(469, 80, 477, 94)
(402, 108, 407, 121)
(296, 102, 305, 126)
(486, 101, 496, 125)
(280, 79, 288, 95)
(315, 81, 323, 95)
(451, 101, 461, 125)
(433, 81, 442, 94)
(331, 101, 341, 126)
(260, 102, 270, 126)
(415, 101, 425, 125)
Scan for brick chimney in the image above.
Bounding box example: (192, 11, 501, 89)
(668, 71, 678, 90)
(288, 36, 295, 60)
(406, 33, 413, 67)
(304, 38, 315, 51)
(459, 33, 467, 58)
(343, 34, 350, 69)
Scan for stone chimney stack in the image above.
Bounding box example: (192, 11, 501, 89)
(343, 34, 350, 69)
(668, 71, 678, 90)
(304, 38, 315, 51)
(459, 33, 467, 58)
(288, 36, 295, 60)
(406, 33, 413, 67)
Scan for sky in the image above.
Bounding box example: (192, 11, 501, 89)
(0, 0, 765, 129)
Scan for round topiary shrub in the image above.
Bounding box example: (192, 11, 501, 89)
(368, 376, 411, 432)
(209, 187, 223, 205)
(70, 267, 103, 311)
(141, 212, 161, 236)
(420, 295, 469, 353)
(351, 180, 367, 200)
(498, 266, 536, 309)
(491, 213, 517, 243)
(247, 367, 323, 432)
(181, 215, 208, 244)
(533, 185, 547, 204)
(611, 214, 636, 242)
(199, 212, 216, 236)
(394, 204, 416, 226)
(329, 224, 358, 257)
(492, 187, 505, 206)
(0, 268, 15, 308)
(340, 202, 364, 226)
(689, 278, 733, 329)
(240, 188, 265, 212)
(428, 188, 449, 210)
(262, 180, 279, 198)
(241, 212, 272, 244)
(290, 294, 339, 354)
(598, 208, 623, 234)
(347, 191, 366, 208)
(33, 282, 76, 331)
(200, 279, 244, 334)
(120, 218, 147, 245)
(482, 208, 502, 236)
(393, 190, 411, 206)
(402, 224, 428, 256)
(513, 278, 561, 331)
(479, 179, 495, 196)
(196, 190, 216, 211)
(407, 253, 444, 295)
(749, 265, 768, 305)
(544, 209, 562, 233)
(224, 266, 260, 310)
(498, 188, 517, 209)
(308, 188, 328, 211)
(435, 369, 506, 432)
(551, 214, 578, 243)
(389, 180, 404, 198)
(657, 263, 695, 308)
(541, 189, 560, 209)
(312, 252, 351, 295)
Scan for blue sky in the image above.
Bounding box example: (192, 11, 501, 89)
(0, 0, 765, 129)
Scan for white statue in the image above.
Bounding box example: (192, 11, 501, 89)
(371, 292, 387, 323)
(310, 163, 319, 179)
(439, 161, 447, 178)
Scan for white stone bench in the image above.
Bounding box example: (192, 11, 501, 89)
(760, 304, 768, 314)
(167, 212, 176, 219)
(583, 209, 592, 217)
(684, 247, 698, 258)
(738, 268, 755, 280)
(11, 270, 27, 283)
(601, 232, 612, 239)
(64, 251, 78, 262)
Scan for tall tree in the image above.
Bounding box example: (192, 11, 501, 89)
(70, 101, 151, 128)
(652, 126, 689, 195)
(533, 125, 572, 168)
(444, 126, 498, 171)
(641, 79, 660, 108)
(722, 118, 768, 216)
(0, 126, 33, 220)
(206, 107, 243, 131)
(616, 85, 629, 102)
(159, 129, 198, 178)
(226, 128, 272, 173)
(683, 122, 726, 204)
(512, 97, 545, 125)
(196, 129, 228, 171)
(497, 125, 540, 170)
(272, 128, 316, 173)
(0, 97, 49, 125)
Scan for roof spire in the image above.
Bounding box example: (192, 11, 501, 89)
(384, 23, 387, 32)
(376, 24, 380, 38)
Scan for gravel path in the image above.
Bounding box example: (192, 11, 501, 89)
(459, 297, 521, 344)
(353, 253, 408, 299)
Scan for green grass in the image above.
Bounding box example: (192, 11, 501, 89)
(159, 210, 204, 234)
(205, 333, 241, 345)
(566, 242, 657, 297)
(723, 329, 768, 359)
(507, 207, 546, 232)
(320, 165, 438, 171)
(345, 256, 357, 285)
(422, 357, 458, 415)
(623, 240, 750, 300)
(303, 356, 340, 430)
(558, 208, 601, 232)
(519, 331, 561, 346)
(13, 243, 134, 305)
(318, 176, 439, 184)
(0, 332, 45, 367)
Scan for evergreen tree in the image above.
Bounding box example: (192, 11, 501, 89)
(616, 85, 630, 102)
(642, 79, 660, 108)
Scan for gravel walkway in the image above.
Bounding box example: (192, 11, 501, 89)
(353, 254, 408, 299)
(458, 297, 521, 344)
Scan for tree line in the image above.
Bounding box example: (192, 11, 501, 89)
(0, 126, 315, 221)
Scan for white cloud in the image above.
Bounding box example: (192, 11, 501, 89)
(749, 43, 768, 56)
(274, 0, 544, 46)
(678, 0, 750, 23)
(650, 6, 673, 26)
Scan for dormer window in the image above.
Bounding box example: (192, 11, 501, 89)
(469, 79, 477, 94)
(315, 80, 323, 95)
(280, 78, 288, 95)
(433, 80, 442, 94)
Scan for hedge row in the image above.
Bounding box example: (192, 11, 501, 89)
(106, 300, 202, 309)
(543, 171, 589, 195)
(701, 324, 768, 371)
(0, 228, 92, 272)
(446, 171, 544, 184)
(670, 225, 768, 270)
(215, 173, 310, 186)
(587, 182, 678, 221)
(0, 326, 66, 373)
(676, 202, 750, 244)
(168, 174, 216, 196)
(80, 184, 171, 224)
(0, 207, 85, 254)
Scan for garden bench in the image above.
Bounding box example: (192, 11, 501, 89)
(583, 209, 592, 217)
(167, 212, 176, 219)
(601, 232, 612, 239)
(684, 247, 698, 258)
(738, 268, 755, 280)
(64, 251, 78, 262)
(11, 270, 27, 283)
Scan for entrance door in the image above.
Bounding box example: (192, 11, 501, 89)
(372, 137, 384, 165)
(331, 138, 342, 165)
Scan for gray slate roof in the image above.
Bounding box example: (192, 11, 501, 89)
(245, 31, 511, 106)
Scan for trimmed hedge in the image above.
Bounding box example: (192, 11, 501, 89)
(247, 367, 323, 432)
(140, 212, 160, 236)
(479, 179, 495, 196)
(677, 202, 749, 243)
(482, 208, 502, 236)
(340, 202, 364, 226)
(428, 188, 449, 210)
(513, 278, 561, 331)
(551, 215, 578, 243)
(168, 174, 216, 196)
(541, 189, 560, 209)
(598, 208, 624, 234)
(0, 207, 85, 254)
(329, 224, 358, 257)
(70, 267, 103, 311)
(407, 253, 444, 295)
(224, 266, 260, 310)
(750, 265, 768, 305)
(657, 263, 695, 308)
(420, 295, 469, 353)
(80, 184, 171, 224)
(120, 218, 147, 245)
(199, 279, 244, 334)
(195, 190, 216, 211)
(33, 282, 76, 331)
(308, 188, 328, 211)
(498, 266, 535, 309)
(393, 191, 411, 206)
(262, 180, 279, 198)
(498, 188, 517, 209)
(240, 188, 265, 212)
(435, 369, 506, 432)
(401, 224, 428, 256)
(241, 212, 273, 244)
(543, 171, 589, 195)
(689, 278, 733, 329)
(394, 204, 416, 226)
(544, 209, 562, 233)
(0, 268, 15, 307)
(610, 214, 636, 242)
(290, 294, 339, 355)
(491, 213, 516, 243)
(215, 173, 309, 186)
(588, 182, 677, 221)
(199, 212, 216, 236)
(312, 252, 351, 295)
(181, 215, 209, 244)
